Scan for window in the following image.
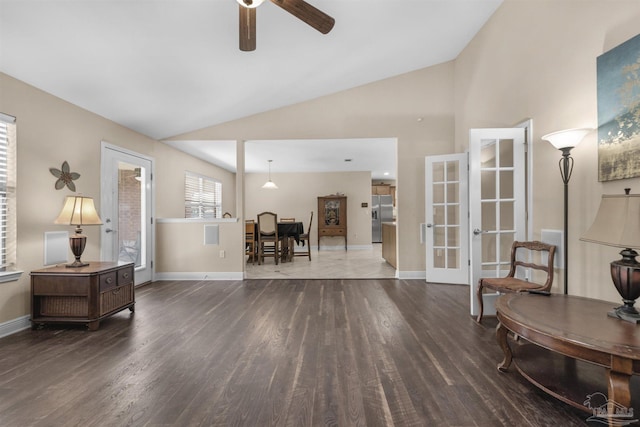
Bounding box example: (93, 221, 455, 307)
(0, 113, 18, 280)
(184, 171, 222, 219)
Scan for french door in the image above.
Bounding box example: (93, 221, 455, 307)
(425, 153, 469, 284)
(100, 143, 154, 285)
(469, 128, 526, 317)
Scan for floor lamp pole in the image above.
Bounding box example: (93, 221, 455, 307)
(542, 128, 590, 295)
(559, 148, 574, 295)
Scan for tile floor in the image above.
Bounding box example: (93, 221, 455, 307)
(245, 243, 397, 279)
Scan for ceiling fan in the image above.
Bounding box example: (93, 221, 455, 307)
(237, 0, 335, 51)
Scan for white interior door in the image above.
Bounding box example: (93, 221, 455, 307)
(469, 128, 526, 317)
(425, 153, 469, 284)
(101, 143, 154, 285)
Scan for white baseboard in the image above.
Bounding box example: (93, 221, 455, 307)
(154, 272, 243, 281)
(0, 315, 31, 338)
(398, 271, 426, 280)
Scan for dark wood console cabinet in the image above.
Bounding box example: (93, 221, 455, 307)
(30, 262, 135, 331)
(317, 195, 347, 250)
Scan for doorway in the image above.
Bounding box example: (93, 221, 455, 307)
(100, 142, 154, 285)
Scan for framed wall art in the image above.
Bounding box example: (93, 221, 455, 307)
(597, 33, 640, 181)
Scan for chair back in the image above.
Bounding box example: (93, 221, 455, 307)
(245, 220, 255, 238)
(257, 212, 278, 235)
(508, 241, 556, 291)
(306, 211, 313, 235)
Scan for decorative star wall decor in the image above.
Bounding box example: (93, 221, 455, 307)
(50, 161, 80, 191)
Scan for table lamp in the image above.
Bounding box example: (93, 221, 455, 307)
(580, 189, 640, 323)
(54, 196, 103, 268)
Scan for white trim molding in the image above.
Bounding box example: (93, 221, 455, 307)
(398, 270, 426, 280)
(0, 314, 30, 338)
(0, 270, 23, 283)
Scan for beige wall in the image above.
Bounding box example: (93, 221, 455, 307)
(169, 62, 457, 273)
(0, 73, 236, 324)
(154, 142, 236, 218)
(156, 220, 243, 275)
(245, 171, 372, 248)
(454, 0, 640, 301)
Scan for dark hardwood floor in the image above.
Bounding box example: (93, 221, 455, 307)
(0, 279, 589, 426)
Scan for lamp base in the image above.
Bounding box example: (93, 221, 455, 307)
(607, 306, 640, 323)
(609, 248, 640, 323)
(66, 232, 88, 268)
(66, 260, 89, 268)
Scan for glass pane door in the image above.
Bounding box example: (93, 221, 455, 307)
(117, 162, 146, 267)
(101, 143, 153, 285)
(425, 153, 468, 284)
(469, 128, 526, 317)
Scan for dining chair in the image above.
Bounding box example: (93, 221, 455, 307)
(245, 220, 256, 264)
(476, 240, 556, 323)
(257, 211, 282, 265)
(293, 211, 313, 261)
(279, 218, 296, 261)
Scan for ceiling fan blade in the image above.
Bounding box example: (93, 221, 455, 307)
(270, 0, 334, 34)
(239, 5, 256, 51)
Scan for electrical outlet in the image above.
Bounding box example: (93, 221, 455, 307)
(219, 250, 225, 258)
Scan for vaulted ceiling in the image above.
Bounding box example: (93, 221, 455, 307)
(1, 0, 502, 177)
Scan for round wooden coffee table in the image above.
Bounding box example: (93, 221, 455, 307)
(496, 293, 640, 423)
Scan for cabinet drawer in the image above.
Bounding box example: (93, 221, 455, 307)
(39, 296, 88, 317)
(32, 276, 88, 296)
(99, 272, 117, 292)
(118, 266, 134, 285)
(320, 228, 345, 236)
(100, 283, 134, 316)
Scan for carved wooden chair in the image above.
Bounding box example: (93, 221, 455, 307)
(476, 240, 556, 323)
(293, 211, 313, 261)
(257, 211, 282, 265)
(245, 220, 256, 265)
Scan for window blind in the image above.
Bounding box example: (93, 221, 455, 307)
(185, 171, 222, 219)
(0, 113, 17, 271)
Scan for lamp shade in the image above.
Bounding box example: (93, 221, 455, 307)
(542, 128, 591, 150)
(580, 193, 640, 249)
(54, 196, 103, 226)
(262, 180, 278, 189)
(262, 159, 278, 189)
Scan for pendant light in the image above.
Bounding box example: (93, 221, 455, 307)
(262, 159, 278, 189)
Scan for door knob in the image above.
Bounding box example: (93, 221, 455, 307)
(426, 223, 433, 228)
(105, 228, 116, 233)
(473, 228, 484, 236)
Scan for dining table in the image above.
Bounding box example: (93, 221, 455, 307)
(251, 221, 304, 263)
(277, 221, 304, 262)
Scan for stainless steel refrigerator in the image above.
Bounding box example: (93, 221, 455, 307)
(371, 195, 393, 243)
